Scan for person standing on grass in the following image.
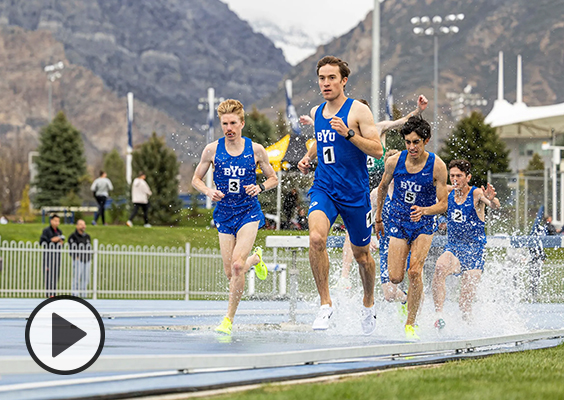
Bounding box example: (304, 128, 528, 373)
(91, 170, 113, 226)
(127, 171, 152, 228)
(40, 214, 64, 297)
(192, 99, 278, 336)
(68, 219, 92, 298)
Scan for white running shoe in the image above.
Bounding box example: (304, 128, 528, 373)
(126, 220, 133, 227)
(361, 305, 377, 335)
(144, 223, 152, 228)
(312, 304, 333, 330)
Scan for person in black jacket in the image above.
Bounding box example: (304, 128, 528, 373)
(68, 219, 92, 298)
(40, 214, 64, 297)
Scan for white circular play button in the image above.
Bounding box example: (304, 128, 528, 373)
(25, 296, 105, 375)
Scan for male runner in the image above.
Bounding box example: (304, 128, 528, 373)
(298, 56, 383, 334)
(192, 99, 278, 336)
(375, 116, 448, 339)
(432, 159, 500, 328)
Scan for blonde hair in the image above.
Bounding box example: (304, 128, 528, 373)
(217, 99, 245, 122)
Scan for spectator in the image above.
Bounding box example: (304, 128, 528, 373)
(40, 214, 64, 297)
(91, 170, 113, 226)
(127, 171, 152, 228)
(68, 219, 92, 298)
(283, 188, 299, 229)
(296, 207, 308, 230)
(545, 216, 557, 235)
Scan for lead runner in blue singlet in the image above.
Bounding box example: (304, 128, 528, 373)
(432, 159, 500, 330)
(297, 56, 384, 335)
(192, 99, 278, 336)
(375, 116, 448, 340)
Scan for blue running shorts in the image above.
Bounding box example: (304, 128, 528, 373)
(308, 189, 372, 247)
(444, 243, 485, 273)
(213, 202, 265, 236)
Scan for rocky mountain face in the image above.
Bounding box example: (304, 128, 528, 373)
(0, 26, 193, 167)
(259, 0, 564, 143)
(0, 0, 290, 135)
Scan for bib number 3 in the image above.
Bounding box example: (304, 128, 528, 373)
(229, 179, 240, 193)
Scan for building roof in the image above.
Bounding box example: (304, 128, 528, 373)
(485, 99, 564, 139)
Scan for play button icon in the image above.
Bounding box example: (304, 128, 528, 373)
(52, 313, 88, 358)
(25, 296, 105, 375)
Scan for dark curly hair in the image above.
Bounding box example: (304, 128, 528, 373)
(448, 159, 472, 175)
(400, 116, 431, 140)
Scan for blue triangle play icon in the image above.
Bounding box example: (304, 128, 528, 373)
(52, 313, 87, 358)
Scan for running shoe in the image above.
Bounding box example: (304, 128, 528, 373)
(126, 220, 133, 227)
(215, 317, 232, 335)
(253, 247, 268, 280)
(312, 304, 333, 330)
(405, 324, 420, 341)
(361, 305, 377, 335)
(434, 318, 446, 330)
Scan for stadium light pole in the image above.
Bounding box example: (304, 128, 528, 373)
(44, 61, 64, 121)
(198, 88, 224, 209)
(411, 13, 464, 152)
(371, 0, 385, 123)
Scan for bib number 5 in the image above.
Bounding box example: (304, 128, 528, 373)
(405, 191, 416, 204)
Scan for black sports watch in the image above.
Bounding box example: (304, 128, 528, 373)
(346, 129, 355, 140)
(259, 183, 266, 193)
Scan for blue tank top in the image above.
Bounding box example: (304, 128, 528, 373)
(312, 98, 369, 206)
(447, 186, 486, 246)
(213, 137, 259, 211)
(391, 150, 436, 224)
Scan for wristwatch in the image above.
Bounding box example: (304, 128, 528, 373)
(346, 129, 355, 140)
(259, 183, 266, 193)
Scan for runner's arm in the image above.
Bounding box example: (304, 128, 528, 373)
(376, 94, 429, 134)
(192, 143, 224, 202)
(248, 144, 278, 196)
(331, 102, 383, 158)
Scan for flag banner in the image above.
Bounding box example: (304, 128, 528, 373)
(385, 75, 393, 121)
(285, 79, 302, 135)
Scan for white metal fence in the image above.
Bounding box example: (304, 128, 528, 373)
(0, 240, 318, 300)
(0, 239, 562, 302)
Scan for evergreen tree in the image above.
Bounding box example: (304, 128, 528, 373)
(526, 153, 544, 173)
(384, 105, 406, 151)
(274, 109, 291, 139)
(132, 133, 182, 225)
(440, 111, 510, 188)
(242, 106, 276, 146)
(103, 149, 127, 197)
(34, 112, 87, 206)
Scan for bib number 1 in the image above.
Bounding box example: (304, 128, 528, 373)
(323, 146, 335, 164)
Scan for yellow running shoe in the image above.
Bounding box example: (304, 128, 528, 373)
(215, 317, 232, 335)
(405, 324, 420, 341)
(253, 247, 268, 281)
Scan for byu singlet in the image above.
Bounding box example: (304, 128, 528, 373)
(391, 150, 436, 224)
(312, 98, 369, 206)
(213, 137, 259, 211)
(447, 186, 486, 245)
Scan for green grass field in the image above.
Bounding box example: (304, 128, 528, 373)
(208, 344, 564, 400)
(0, 222, 310, 249)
